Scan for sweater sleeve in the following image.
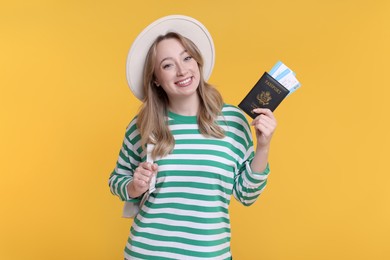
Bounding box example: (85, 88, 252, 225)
(108, 119, 143, 202)
(232, 109, 271, 206)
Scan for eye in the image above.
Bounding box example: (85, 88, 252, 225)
(162, 63, 173, 69)
(184, 56, 193, 61)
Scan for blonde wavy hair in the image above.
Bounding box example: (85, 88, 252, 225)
(136, 32, 225, 159)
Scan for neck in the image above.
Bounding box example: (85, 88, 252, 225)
(168, 95, 200, 116)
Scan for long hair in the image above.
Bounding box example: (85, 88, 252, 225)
(137, 32, 225, 159)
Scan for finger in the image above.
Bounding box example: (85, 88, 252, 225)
(133, 175, 150, 190)
(259, 115, 275, 128)
(139, 163, 158, 177)
(254, 120, 267, 132)
(254, 116, 275, 132)
(256, 121, 276, 137)
(137, 162, 153, 175)
(134, 173, 150, 183)
(151, 163, 158, 172)
(252, 113, 271, 125)
(256, 113, 277, 129)
(253, 117, 269, 129)
(256, 111, 276, 124)
(251, 115, 264, 126)
(252, 108, 276, 120)
(256, 124, 273, 138)
(139, 162, 153, 171)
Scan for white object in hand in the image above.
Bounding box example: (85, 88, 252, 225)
(147, 144, 156, 194)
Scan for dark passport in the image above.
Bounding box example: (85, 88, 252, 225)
(238, 72, 290, 118)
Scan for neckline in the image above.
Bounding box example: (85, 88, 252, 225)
(168, 111, 198, 124)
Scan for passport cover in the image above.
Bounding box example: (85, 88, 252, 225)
(238, 72, 290, 118)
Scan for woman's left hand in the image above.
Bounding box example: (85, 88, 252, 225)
(251, 108, 277, 149)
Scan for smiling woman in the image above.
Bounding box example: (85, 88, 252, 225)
(152, 36, 202, 113)
(108, 15, 277, 260)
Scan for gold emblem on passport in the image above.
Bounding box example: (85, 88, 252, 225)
(257, 91, 272, 106)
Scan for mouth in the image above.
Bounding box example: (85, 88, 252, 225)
(175, 77, 193, 87)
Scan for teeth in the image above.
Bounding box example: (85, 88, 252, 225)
(177, 78, 191, 86)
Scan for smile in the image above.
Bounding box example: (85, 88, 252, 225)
(175, 77, 193, 87)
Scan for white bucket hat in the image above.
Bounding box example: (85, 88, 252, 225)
(126, 15, 215, 100)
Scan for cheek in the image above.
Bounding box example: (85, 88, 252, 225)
(191, 63, 200, 76)
(195, 67, 201, 81)
(154, 70, 167, 83)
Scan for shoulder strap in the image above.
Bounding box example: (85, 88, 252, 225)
(122, 144, 155, 218)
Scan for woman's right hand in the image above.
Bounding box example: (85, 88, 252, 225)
(127, 162, 158, 198)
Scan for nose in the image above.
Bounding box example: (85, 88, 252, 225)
(176, 62, 188, 77)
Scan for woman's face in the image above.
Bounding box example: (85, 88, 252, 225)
(153, 38, 200, 102)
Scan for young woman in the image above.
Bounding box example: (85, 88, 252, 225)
(109, 15, 277, 260)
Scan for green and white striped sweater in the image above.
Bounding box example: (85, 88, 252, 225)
(109, 104, 270, 260)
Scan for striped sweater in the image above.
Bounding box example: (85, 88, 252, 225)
(109, 104, 270, 260)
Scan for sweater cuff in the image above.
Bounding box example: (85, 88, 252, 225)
(243, 162, 270, 187)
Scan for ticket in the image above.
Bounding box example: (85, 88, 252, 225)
(270, 61, 300, 94)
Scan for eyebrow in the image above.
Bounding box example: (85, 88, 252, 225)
(159, 50, 188, 65)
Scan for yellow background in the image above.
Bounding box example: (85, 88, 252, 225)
(1, 0, 389, 259)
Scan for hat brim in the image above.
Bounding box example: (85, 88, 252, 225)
(126, 15, 215, 100)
